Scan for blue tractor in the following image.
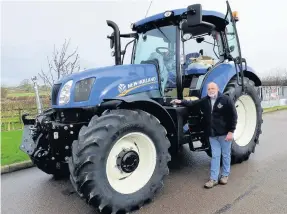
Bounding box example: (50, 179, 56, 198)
(20, 1, 263, 213)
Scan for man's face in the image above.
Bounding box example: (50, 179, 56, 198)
(207, 83, 219, 98)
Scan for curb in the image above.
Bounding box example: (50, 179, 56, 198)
(1, 160, 34, 175)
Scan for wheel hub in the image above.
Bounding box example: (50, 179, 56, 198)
(117, 149, 140, 173)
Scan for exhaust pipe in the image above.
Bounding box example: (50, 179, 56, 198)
(107, 20, 122, 65)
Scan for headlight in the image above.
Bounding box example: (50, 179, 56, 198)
(59, 80, 73, 105)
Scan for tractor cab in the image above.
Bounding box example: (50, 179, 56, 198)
(107, 1, 243, 103)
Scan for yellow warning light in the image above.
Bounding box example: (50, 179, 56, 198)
(232, 11, 239, 22)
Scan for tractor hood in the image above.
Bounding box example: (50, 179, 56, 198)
(51, 64, 160, 108)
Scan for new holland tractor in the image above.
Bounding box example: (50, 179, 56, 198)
(20, 1, 263, 213)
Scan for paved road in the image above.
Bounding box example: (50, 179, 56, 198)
(2, 110, 287, 214)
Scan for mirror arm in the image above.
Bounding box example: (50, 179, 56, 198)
(120, 33, 138, 38)
(121, 39, 136, 64)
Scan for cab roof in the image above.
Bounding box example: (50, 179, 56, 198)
(133, 8, 228, 33)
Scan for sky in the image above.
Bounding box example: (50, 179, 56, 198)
(1, 0, 287, 86)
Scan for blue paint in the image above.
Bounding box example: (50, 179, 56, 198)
(200, 63, 259, 97)
(185, 68, 208, 75)
(134, 9, 226, 27)
(52, 64, 159, 108)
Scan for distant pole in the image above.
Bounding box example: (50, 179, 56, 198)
(31, 76, 43, 114)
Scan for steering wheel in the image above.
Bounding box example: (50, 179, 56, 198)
(156, 47, 175, 57)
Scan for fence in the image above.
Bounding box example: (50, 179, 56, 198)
(1, 86, 287, 132)
(259, 86, 287, 108)
(1, 108, 39, 131)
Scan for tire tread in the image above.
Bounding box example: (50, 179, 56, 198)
(69, 109, 171, 213)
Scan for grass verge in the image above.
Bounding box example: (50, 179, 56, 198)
(1, 130, 30, 166)
(263, 105, 287, 113)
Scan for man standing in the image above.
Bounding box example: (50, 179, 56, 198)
(171, 82, 238, 188)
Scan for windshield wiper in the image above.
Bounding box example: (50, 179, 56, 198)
(153, 23, 171, 43)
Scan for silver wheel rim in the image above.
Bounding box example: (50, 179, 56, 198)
(106, 132, 157, 194)
(234, 95, 257, 147)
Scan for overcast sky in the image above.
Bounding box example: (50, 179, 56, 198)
(1, 0, 287, 86)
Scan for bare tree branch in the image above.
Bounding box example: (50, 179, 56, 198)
(38, 39, 80, 88)
(39, 68, 53, 87)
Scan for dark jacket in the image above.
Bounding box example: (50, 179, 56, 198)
(181, 92, 238, 137)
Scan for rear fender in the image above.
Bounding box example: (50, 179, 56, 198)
(200, 63, 262, 98)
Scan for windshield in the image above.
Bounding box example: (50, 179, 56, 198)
(133, 25, 177, 96)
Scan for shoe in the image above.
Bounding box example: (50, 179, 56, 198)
(204, 179, 218, 189)
(219, 176, 228, 185)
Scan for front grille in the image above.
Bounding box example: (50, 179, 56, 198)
(74, 77, 96, 102)
(51, 84, 62, 105)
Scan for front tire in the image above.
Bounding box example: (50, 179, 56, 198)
(68, 109, 171, 213)
(206, 76, 263, 164)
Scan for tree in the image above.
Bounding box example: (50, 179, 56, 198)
(283, 69, 287, 86)
(261, 68, 287, 86)
(39, 85, 51, 91)
(19, 79, 33, 92)
(39, 39, 80, 88)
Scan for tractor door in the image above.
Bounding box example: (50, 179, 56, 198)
(225, 1, 245, 87)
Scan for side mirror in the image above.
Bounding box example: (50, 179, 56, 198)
(185, 4, 216, 37)
(229, 45, 235, 52)
(187, 4, 203, 27)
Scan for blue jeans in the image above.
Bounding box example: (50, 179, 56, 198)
(209, 136, 232, 180)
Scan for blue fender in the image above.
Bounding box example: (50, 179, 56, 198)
(102, 93, 177, 135)
(200, 62, 261, 98)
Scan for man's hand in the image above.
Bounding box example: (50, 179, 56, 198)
(170, 99, 182, 104)
(225, 132, 233, 141)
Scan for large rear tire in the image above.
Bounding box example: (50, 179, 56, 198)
(206, 76, 263, 164)
(68, 109, 171, 214)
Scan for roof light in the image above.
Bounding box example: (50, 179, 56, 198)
(232, 11, 239, 22)
(183, 33, 192, 41)
(164, 11, 174, 17)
